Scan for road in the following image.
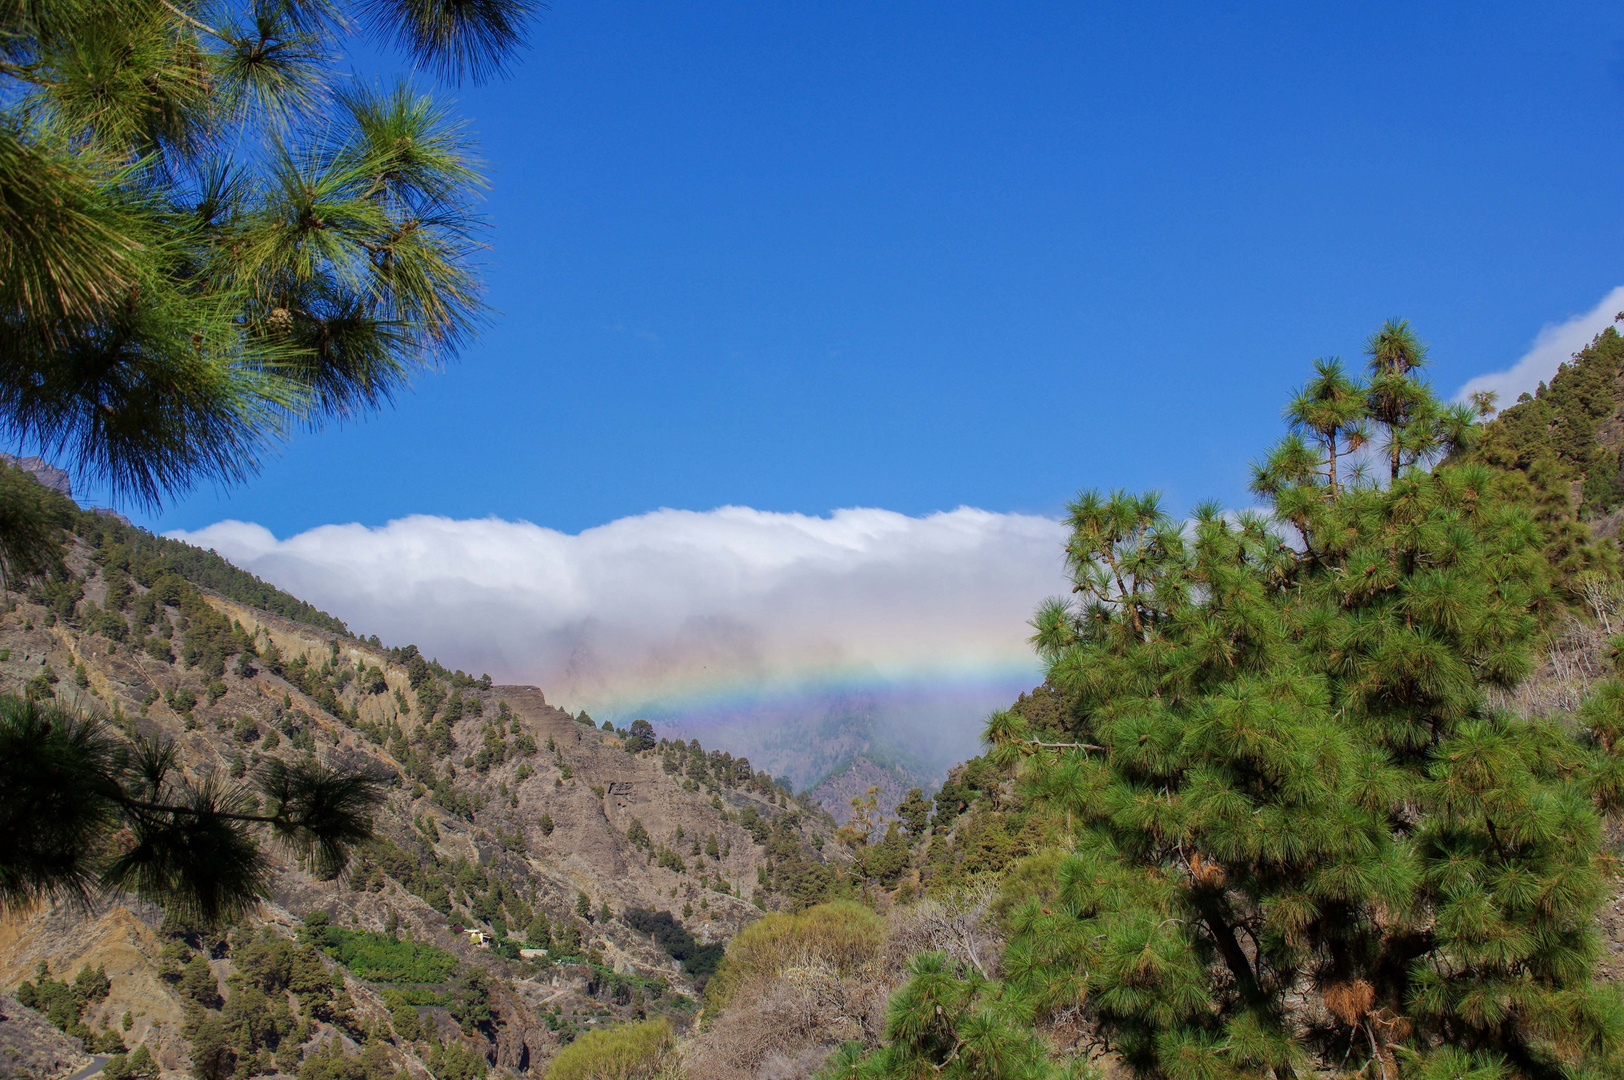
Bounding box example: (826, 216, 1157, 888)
(64, 1054, 112, 1080)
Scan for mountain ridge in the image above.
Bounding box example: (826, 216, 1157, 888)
(0, 474, 869, 1078)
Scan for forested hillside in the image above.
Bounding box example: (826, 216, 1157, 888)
(1475, 322, 1624, 527)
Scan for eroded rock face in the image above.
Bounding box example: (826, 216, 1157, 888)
(0, 454, 71, 497)
(0, 992, 89, 1080)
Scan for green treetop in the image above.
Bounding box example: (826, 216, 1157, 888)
(1, 0, 539, 512)
(975, 326, 1624, 1080)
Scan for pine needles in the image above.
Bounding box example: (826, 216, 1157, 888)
(0, 694, 385, 925)
(972, 330, 1624, 1080)
(0, 0, 539, 512)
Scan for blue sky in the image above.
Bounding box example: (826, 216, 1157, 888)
(117, 1, 1624, 537)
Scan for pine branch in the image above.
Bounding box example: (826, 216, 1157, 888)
(154, 0, 233, 44)
(113, 795, 287, 826)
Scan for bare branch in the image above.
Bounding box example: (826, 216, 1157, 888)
(1025, 739, 1105, 752)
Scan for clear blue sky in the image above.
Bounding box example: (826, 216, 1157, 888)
(119, 1, 1624, 535)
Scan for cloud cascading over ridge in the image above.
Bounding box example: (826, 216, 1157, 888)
(169, 507, 1068, 775)
(1455, 285, 1624, 407)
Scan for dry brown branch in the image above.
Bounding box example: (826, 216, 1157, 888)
(886, 882, 1004, 978)
(680, 955, 891, 1080)
(1486, 611, 1612, 718)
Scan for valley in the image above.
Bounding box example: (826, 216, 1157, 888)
(10, 334, 1624, 1080)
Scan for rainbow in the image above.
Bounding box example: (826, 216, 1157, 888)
(575, 654, 1045, 790)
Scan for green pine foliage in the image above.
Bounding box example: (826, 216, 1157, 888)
(154, 928, 374, 1076)
(14, 960, 109, 1044)
(818, 952, 1088, 1080)
(0, 461, 70, 584)
(425, 1040, 490, 1080)
(0, 0, 541, 511)
(101, 1044, 162, 1080)
(969, 327, 1624, 1079)
(0, 694, 383, 923)
(657, 736, 795, 800)
(76, 507, 352, 635)
(1475, 323, 1624, 515)
(11, 472, 351, 636)
(896, 788, 931, 837)
(293, 1038, 408, 1080)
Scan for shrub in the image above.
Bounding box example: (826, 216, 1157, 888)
(703, 900, 885, 1014)
(545, 1019, 672, 1080)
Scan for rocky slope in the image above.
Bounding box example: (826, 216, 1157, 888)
(0, 992, 91, 1080)
(0, 495, 849, 1078)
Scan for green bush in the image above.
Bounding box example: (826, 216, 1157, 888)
(703, 900, 884, 1015)
(545, 1019, 672, 1080)
(101, 1045, 160, 1080)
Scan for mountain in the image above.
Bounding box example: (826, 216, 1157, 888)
(653, 694, 925, 795)
(1475, 321, 1624, 532)
(21, 361, 1624, 1080)
(0, 472, 853, 1079)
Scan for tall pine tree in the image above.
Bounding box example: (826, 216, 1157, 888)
(965, 327, 1624, 1079)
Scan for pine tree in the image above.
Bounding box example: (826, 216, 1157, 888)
(0, 695, 383, 924)
(0, 0, 536, 925)
(978, 327, 1624, 1080)
(818, 952, 1081, 1080)
(185, 1011, 235, 1080)
(102, 1044, 161, 1080)
(179, 955, 221, 1009)
(0, 0, 541, 575)
(1284, 358, 1368, 497)
(896, 788, 932, 837)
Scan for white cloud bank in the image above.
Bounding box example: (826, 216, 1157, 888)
(1456, 285, 1624, 407)
(169, 507, 1067, 717)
